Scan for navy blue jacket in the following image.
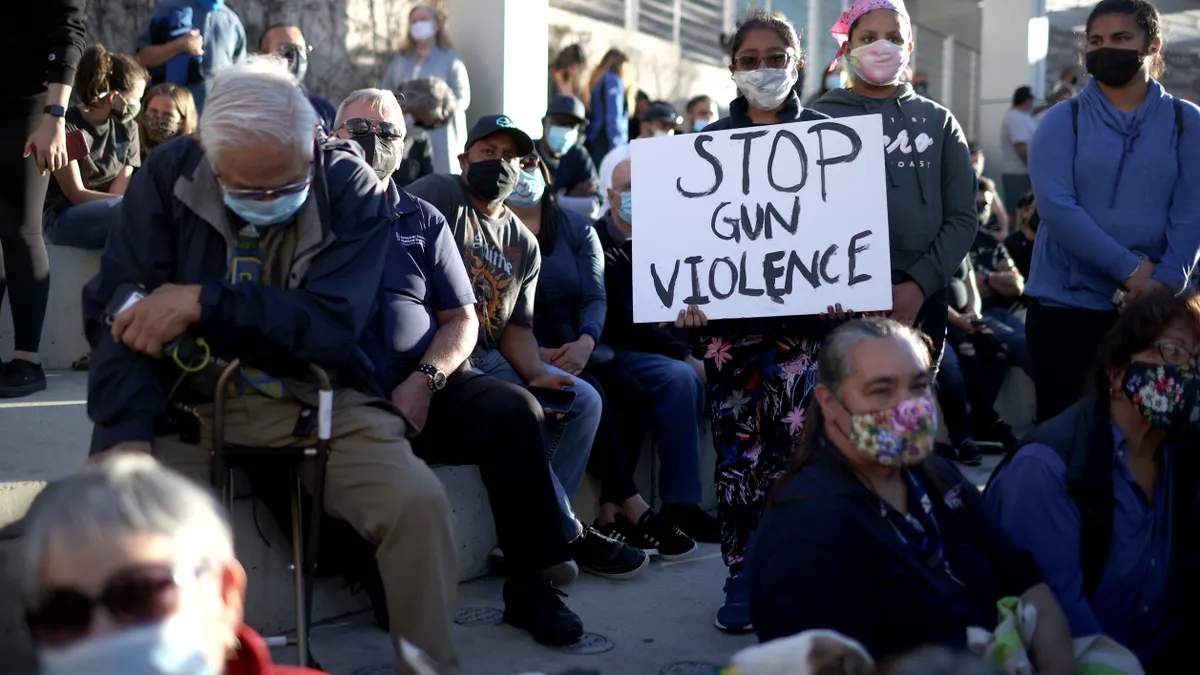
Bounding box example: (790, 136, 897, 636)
(747, 441, 1043, 660)
(83, 135, 393, 451)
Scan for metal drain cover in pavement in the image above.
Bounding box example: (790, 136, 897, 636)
(559, 632, 615, 654)
(454, 606, 505, 627)
(351, 667, 394, 675)
(662, 662, 721, 675)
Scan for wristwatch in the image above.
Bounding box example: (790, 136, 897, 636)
(417, 364, 447, 392)
(43, 105, 66, 118)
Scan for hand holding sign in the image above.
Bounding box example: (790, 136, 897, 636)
(632, 114, 892, 323)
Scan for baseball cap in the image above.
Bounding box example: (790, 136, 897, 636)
(546, 95, 588, 126)
(643, 103, 682, 126)
(465, 114, 535, 157)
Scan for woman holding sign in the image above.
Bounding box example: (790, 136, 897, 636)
(812, 0, 978, 371)
(676, 9, 837, 635)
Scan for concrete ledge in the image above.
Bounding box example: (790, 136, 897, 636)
(0, 245, 100, 370)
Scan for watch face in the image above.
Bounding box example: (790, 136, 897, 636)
(433, 372, 447, 390)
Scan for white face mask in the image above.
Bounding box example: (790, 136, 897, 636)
(653, 129, 671, 138)
(732, 68, 798, 111)
(40, 614, 216, 675)
(410, 20, 437, 42)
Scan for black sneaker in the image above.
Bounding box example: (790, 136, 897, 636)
(594, 518, 654, 555)
(0, 359, 46, 398)
(568, 522, 648, 580)
(503, 576, 584, 646)
(977, 420, 1019, 454)
(631, 511, 697, 561)
(660, 503, 721, 544)
(956, 440, 984, 466)
(934, 441, 959, 462)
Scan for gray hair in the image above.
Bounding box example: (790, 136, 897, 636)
(199, 55, 319, 167)
(22, 455, 234, 603)
(335, 88, 407, 135)
(816, 317, 931, 395)
(396, 76, 456, 122)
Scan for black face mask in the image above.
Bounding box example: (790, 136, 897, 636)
(465, 158, 519, 203)
(1027, 210, 1040, 232)
(1086, 47, 1145, 88)
(352, 133, 398, 182)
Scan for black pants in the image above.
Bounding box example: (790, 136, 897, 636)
(412, 370, 570, 574)
(947, 324, 1009, 433)
(581, 364, 652, 507)
(1026, 299, 1119, 423)
(916, 288, 950, 373)
(0, 96, 51, 353)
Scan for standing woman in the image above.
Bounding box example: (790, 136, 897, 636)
(676, 9, 834, 634)
(812, 0, 978, 371)
(584, 49, 633, 165)
(1024, 0, 1200, 423)
(381, 3, 471, 174)
(0, 0, 86, 398)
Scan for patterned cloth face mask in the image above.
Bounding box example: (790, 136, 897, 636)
(1121, 361, 1200, 431)
(847, 395, 938, 467)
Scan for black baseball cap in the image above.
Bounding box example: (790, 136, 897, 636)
(643, 103, 682, 126)
(465, 114, 535, 156)
(546, 95, 588, 126)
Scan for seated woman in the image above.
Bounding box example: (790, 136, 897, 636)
(43, 44, 147, 250)
(506, 154, 707, 558)
(139, 82, 196, 159)
(985, 288, 1200, 673)
(746, 318, 1075, 674)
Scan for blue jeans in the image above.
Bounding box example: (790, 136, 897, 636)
(43, 197, 123, 250)
(936, 347, 974, 447)
(477, 349, 602, 541)
(611, 350, 704, 505)
(982, 306, 1032, 376)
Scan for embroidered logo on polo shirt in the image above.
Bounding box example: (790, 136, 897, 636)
(944, 485, 963, 510)
(396, 233, 426, 247)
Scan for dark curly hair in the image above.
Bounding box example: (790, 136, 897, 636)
(1092, 287, 1200, 395)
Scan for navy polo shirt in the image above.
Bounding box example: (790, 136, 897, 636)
(746, 446, 1043, 660)
(535, 138, 598, 194)
(384, 181, 477, 386)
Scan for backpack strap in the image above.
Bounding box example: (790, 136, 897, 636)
(1175, 97, 1185, 142)
(1071, 97, 1081, 156)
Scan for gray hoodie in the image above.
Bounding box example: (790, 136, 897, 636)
(812, 84, 977, 299)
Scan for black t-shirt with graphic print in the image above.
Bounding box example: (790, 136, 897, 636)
(405, 173, 542, 355)
(44, 105, 141, 214)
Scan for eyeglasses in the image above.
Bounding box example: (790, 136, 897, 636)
(219, 174, 312, 201)
(338, 118, 405, 142)
(1153, 340, 1200, 367)
(519, 154, 540, 171)
(731, 52, 795, 72)
(26, 563, 204, 647)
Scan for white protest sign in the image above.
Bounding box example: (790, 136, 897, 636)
(631, 113, 892, 323)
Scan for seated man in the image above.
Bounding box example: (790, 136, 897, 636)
(22, 454, 331, 674)
(406, 115, 646, 580)
(972, 181, 1032, 378)
(334, 88, 584, 645)
(82, 57, 458, 675)
(533, 95, 600, 219)
(639, 103, 681, 138)
(684, 94, 717, 133)
(257, 24, 337, 131)
(593, 156, 719, 542)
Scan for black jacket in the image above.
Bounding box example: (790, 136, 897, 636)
(3, 0, 86, 101)
(594, 213, 690, 360)
(83, 135, 394, 451)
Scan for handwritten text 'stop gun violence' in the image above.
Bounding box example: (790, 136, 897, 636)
(630, 114, 892, 323)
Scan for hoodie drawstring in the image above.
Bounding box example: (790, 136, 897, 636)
(1109, 119, 1142, 208)
(894, 97, 930, 206)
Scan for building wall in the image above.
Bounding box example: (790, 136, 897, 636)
(1045, 24, 1200, 100)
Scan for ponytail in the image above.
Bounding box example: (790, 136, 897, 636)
(77, 44, 113, 107)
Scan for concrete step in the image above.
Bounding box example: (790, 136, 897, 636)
(0, 245, 100, 371)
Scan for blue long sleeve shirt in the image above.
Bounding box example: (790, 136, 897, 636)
(984, 429, 1176, 662)
(586, 72, 628, 150)
(532, 208, 607, 347)
(1025, 80, 1200, 310)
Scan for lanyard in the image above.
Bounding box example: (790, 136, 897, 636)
(879, 470, 965, 587)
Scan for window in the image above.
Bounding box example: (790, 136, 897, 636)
(680, 0, 728, 65)
(639, 0, 677, 41)
(551, 0, 627, 28)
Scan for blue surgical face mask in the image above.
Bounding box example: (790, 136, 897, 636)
(40, 615, 217, 675)
(507, 168, 546, 208)
(545, 126, 578, 155)
(692, 118, 711, 132)
(223, 186, 309, 227)
(618, 191, 632, 224)
(195, 0, 224, 11)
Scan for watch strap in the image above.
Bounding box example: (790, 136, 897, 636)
(43, 105, 66, 118)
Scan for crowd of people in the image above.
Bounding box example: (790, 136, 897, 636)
(3, 0, 1198, 674)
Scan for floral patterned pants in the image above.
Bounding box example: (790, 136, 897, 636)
(700, 331, 822, 569)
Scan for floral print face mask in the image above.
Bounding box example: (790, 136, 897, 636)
(1122, 361, 1200, 430)
(848, 396, 938, 467)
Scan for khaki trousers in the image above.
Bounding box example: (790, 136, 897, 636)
(155, 389, 459, 675)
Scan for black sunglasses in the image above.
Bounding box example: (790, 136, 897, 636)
(731, 52, 795, 72)
(26, 563, 200, 647)
(339, 118, 404, 142)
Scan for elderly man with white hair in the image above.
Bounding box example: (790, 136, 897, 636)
(332, 88, 589, 646)
(80, 57, 459, 674)
(23, 454, 329, 674)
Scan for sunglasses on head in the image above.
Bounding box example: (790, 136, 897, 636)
(26, 563, 203, 647)
(339, 118, 404, 142)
